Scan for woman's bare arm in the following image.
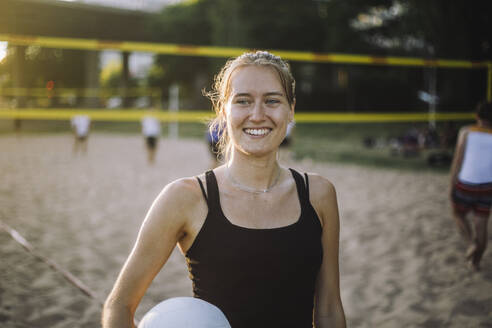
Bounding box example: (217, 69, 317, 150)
(102, 178, 201, 328)
(310, 174, 346, 328)
(449, 126, 469, 192)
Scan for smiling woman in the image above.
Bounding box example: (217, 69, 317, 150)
(102, 51, 346, 328)
(225, 65, 294, 158)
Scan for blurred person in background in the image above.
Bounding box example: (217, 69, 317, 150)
(141, 115, 161, 164)
(70, 114, 91, 154)
(14, 118, 22, 137)
(449, 101, 492, 271)
(206, 122, 224, 168)
(103, 51, 345, 328)
(278, 119, 295, 162)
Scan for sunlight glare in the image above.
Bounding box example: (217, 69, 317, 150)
(0, 42, 8, 62)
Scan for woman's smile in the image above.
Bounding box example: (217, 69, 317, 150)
(243, 128, 272, 137)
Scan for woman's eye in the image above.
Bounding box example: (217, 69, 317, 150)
(235, 99, 250, 105)
(266, 99, 280, 105)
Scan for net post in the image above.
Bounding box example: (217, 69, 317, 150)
(487, 62, 492, 102)
(169, 83, 179, 139)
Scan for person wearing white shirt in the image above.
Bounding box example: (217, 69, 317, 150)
(449, 101, 492, 271)
(70, 115, 91, 154)
(141, 115, 161, 164)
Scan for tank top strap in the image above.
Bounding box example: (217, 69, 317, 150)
(304, 172, 310, 202)
(288, 168, 310, 210)
(195, 176, 208, 202)
(203, 170, 221, 213)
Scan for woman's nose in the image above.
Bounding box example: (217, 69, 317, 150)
(250, 101, 266, 121)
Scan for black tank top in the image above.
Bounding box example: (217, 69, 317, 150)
(185, 169, 323, 328)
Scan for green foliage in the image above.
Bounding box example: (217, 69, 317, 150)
(1, 46, 87, 88)
(357, 0, 491, 60)
(100, 60, 138, 89)
(355, 0, 491, 108)
(218, 0, 325, 51)
(291, 121, 460, 172)
(144, 0, 488, 112)
(0, 119, 461, 172)
(145, 1, 215, 109)
(0, 0, 487, 112)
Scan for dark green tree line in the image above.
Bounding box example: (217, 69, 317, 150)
(0, 0, 489, 111)
(147, 0, 490, 112)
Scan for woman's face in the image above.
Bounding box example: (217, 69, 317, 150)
(225, 65, 294, 157)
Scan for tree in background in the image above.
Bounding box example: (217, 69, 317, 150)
(353, 0, 491, 110)
(0, 46, 87, 89)
(0, 46, 88, 107)
(148, 0, 418, 111)
(146, 0, 214, 109)
(1, 0, 486, 112)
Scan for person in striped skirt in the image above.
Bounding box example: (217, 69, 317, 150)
(450, 101, 492, 271)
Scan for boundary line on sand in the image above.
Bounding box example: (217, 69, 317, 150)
(0, 220, 140, 326)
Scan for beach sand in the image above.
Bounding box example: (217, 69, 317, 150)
(0, 134, 491, 327)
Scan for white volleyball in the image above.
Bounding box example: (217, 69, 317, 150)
(138, 297, 231, 328)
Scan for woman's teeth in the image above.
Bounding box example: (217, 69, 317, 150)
(244, 128, 271, 136)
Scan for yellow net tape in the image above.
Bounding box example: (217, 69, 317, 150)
(1, 33, 489, 68)
(0, 109, 473, 123)
(0, 87, 162, 98)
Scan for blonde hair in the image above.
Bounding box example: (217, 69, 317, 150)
(204, 51, 296, 161)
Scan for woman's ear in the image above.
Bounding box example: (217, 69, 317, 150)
(289, 99, 296, 121)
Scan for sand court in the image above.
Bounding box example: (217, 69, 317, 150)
(0, 133, 491, 327)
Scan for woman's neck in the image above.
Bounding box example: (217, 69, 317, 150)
(226, 149, 280, 191)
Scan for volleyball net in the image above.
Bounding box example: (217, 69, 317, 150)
(0, 33, 490, 124)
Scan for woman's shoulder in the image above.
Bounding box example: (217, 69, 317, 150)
(303, 172, 338, 225)
(456, 125, 478, 145)
(152, 175, 207, 220)
(162, 175, 206, 203)
(466, 124, 492, 134)
(305, 172, 336, 197)
(459, 124, 481, 135)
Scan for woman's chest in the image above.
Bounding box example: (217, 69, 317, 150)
(219, 191, 301, 229)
